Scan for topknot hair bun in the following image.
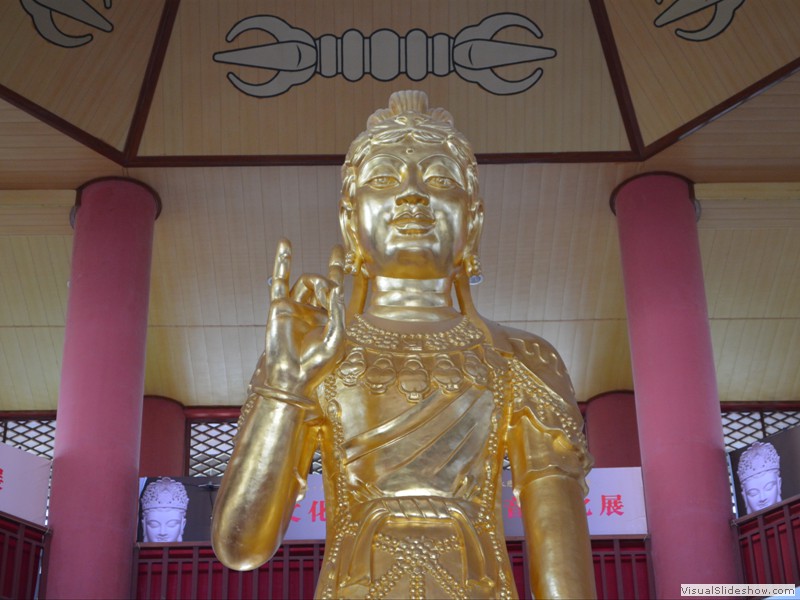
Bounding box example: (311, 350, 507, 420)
(366, 91, 454, 129)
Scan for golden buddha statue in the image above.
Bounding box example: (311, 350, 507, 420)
(212, 91, 596, 599)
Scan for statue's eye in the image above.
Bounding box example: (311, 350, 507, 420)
(367, 175, 399, 189)
(426, 176, 456, 189)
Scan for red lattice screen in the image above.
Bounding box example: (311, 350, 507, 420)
(133, 537, 653, 600)
(736, 494, 800, 587)
(0, 511, 49, 600)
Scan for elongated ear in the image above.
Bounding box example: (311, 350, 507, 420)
(339, 189, 368, 319)
(339, 196, 358, 255)
(339, 166, 360, 254)
(465, 198, 484, 258)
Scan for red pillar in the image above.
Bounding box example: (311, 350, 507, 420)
(611, 173, 738, 597)
(140, 396, 187, 477)
(44, 178, 159, 599)
(585, 391, 641, 467)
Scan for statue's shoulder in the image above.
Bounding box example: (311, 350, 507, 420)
(483, 320, 576, 403)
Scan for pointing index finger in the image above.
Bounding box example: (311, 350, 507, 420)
(328, 245, 345, 288)
(271, 238, 292, 301)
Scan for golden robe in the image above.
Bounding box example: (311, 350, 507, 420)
(298, 314, 591, 600)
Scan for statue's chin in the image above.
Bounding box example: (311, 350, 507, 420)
(367, 250, 460, 281)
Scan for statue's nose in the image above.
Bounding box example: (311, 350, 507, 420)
(395, 192, 430, 206)
(394, 171, 430, 206)
(395, 178, 430, 206)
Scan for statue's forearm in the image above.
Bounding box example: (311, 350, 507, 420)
(518, 475, 596, 600)
(507, 406, 595, 599)
(211, 394, 314, 571)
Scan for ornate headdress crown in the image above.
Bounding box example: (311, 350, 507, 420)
(737, 442, 780, 483)
(141, 477, 189, 511)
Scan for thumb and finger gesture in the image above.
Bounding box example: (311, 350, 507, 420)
(262, 239, 345, 396)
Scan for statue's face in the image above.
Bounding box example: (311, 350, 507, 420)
(142, 507, 187, 542)
(742, 470, 781, 514)
(346, 140, 477, 279)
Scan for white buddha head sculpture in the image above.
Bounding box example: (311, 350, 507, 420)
(140, 477, 190, 542)
(737, 441, 782, 515)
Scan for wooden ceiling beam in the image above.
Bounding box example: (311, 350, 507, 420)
(590, 0, 645, 157)
(123, 0, 181, 163)
(0, 83, 124, 165)
(643, 58, 800, 160)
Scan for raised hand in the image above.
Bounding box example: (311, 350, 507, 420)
(255, 239, 345, 398)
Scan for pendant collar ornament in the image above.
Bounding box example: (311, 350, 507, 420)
(338, 315, 507, 404)
(347, 314, 484, 353)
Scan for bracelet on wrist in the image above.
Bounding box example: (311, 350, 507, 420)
(249, 384, 319, 412)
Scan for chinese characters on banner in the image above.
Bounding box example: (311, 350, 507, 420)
(498, 467, 647, 536)
(283, 477, 327, 541)
(135, 468, 647, 542)
(284, 467, 648, 540)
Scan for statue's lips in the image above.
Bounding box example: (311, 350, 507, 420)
(390, 213, 435, 234)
